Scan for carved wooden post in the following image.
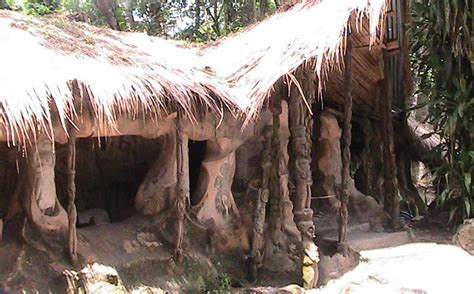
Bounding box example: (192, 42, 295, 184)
(382, 51, 400, 229)
(67, 128, 78, 264)
(338, 29, 353, 247)
(248, 125, 272, 281)
(361, 114, 374, 197)
(289, 70, 319, 289)
(269, 95, 283, 245)
(174, 111, 189, 262)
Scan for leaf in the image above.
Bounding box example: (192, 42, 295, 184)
(449, 207, 457, 223)
(464, 197, 471, 217)
(464, 173, 472, 193)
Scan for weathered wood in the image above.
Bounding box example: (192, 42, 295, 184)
(67, 128, 78, 264)
(382, 51, 400, 229)
(248, 125, 272, 281)
(338, 29, 353, 246)
(174, 111, 189, 262)
(361, 114, 374, 197)
(288, 69, 319, 289)
(269, 95, 283, 245)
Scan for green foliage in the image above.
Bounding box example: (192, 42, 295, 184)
(410, 0, 473, 223)
(23, 1, 51, 15)
(9, 0, 279, 41)
(201, 273, 232, 292)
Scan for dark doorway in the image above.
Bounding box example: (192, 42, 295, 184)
(55, 136, 160, 225)
(188, 140, 206, 206)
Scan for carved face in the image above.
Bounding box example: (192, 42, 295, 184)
(297, 220, 315, 239)
(294, 137, 309, 157)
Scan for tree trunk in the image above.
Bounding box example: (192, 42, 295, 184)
(259, 0, 269, 20)
(223, 0, 234, 30)
(195, 0, 202, 29)
(92, 0, 119, 30)
(0, 0, 9, 9)
(244, 0, 256, 25)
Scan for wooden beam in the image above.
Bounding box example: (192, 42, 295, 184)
(338, 29, 353, 246)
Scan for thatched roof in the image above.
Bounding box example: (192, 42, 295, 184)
(0, 0, 386, 143)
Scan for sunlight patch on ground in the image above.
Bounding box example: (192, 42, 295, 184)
(311, 243, 473, 294)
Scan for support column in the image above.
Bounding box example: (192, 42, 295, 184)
(248, 125, 272, 281)
(67, 128, 78, 264)
(382, 51, 400, 229)
(361, 114, 374, 197)
(174, 111, 189, 262)
(338, 30, 353, 247)
(269, 95, 283, 245)
(289, 70, 319, 289)
(23, 139, 68, 247)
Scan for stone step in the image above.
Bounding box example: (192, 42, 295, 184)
(323, 231, 413, 251)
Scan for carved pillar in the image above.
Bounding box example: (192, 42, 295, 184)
(248, 125, 272, 281)
(135, 131, 177, 215)
(269, 95, 283, 244)
(174, 112, 189, 262)
(288, 70, 319, 289)
(361, 114, 374, 197)
(23, 139, 68, 247)
(193, 138, 247, 252)
(382, 50, 400, 229)
(338, 30, 353, 247)
(278, 101, 300, 240)
(66, 129, 78, 264)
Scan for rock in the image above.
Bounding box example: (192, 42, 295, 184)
(123, 239, 138, 254)
(318, 248, 360, 285)
(64, 263, 126, 293)
(453, 219, 474, 255)
(131, 286, 166, 293)
(136, 232, 161, 248)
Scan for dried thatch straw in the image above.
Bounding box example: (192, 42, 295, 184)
(0, 0, 385, 144)
(202, 0, 386, 120)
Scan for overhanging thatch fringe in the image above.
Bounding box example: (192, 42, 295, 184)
(0, 0, 386, 144)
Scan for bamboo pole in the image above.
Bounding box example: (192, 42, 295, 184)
(67, 128, 78, 264)
(174, 111, 189, 262)
(338, 26, 353, 246)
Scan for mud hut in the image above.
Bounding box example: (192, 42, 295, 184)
(0, 0, 419, 290)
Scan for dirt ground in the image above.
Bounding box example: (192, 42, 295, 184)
(0, 214, 463, 293)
